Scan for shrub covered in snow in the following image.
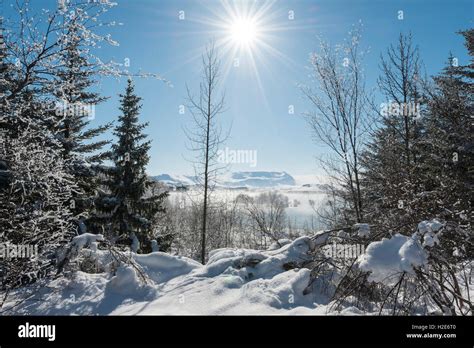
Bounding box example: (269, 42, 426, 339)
(357, 234, 428, 285)
(344, 219, 473, 315)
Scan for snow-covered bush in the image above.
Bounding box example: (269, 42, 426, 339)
(331, 219, 473, 315)
(0, 121, 77, 290)
(358, 233, 428, 285)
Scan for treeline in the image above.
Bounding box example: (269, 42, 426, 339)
(301, 27, 473, 315)
(0, 1, 166, 290)
(305, 27, 473, 238)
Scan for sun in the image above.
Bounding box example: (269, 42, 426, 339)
(184, 0, 301, 97)
(166, 0, 303, 123)
(229, 17, 258, 46)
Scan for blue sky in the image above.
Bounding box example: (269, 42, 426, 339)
(4, 0, 474, 177)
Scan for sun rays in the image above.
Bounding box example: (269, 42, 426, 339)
(170, 0, 305, 102)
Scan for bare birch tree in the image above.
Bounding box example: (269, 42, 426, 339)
(184, 42, 227, 264)
(301, 25, 369, 223)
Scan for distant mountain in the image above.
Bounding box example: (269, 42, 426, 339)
(219, 171, 296, 188)
(151, 174, 196, 187)
(152, 171, 297, 189)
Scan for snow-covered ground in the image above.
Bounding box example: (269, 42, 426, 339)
(2, 236, 352, 315)
(3, 220, 471, 316)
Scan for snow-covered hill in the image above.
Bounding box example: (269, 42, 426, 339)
(152, 171, 297, 189)
(219, 171, 296, 188)
(152, 173, 196, 187)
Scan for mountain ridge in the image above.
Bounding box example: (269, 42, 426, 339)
(152, 171, 297, 188)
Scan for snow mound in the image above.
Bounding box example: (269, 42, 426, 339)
(71, 233, 104, 252)
(241, 269, 312, 309)
(110, 237, 319, 315)
(3, 236, 336, 315)
(1, 272, 110, 315)
(418, 219, 444, 234)
(105, 265, 148, 296)
(267, 239, 291, 250)
(357, 234, 428, 285)
(354, 223, 370, 238)
(133, 252, 201, 283)
(418, 219, 443, 247)
(253, 236, 314, 278)
(199, 236, 314, 280)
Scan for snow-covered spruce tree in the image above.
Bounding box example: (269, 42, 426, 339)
(411, 30, 474, 289)
(1, 0, 119, 236)
(418, 51, 473, 227)
(360, 117, 421, 234)
(0, 18, 8, 97)
(0, 19, 13, 190)
(360, 33, 425, 234)
(49, 10, 111, 233)
(95, 79, 167, 253)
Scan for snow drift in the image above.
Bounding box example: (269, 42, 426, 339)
(2, 219, 471, 315)
(2, 236, 336, 315)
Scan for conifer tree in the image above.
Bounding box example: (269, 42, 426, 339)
(360, 33, 425, 233)
(418, 30, 473, 226)
(0, 19, 8, 99)
(0, 91, 77, 290)
(50, 14, 112, 233)
(0, 19, 12, 190)
(96, 79, 167, 252)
